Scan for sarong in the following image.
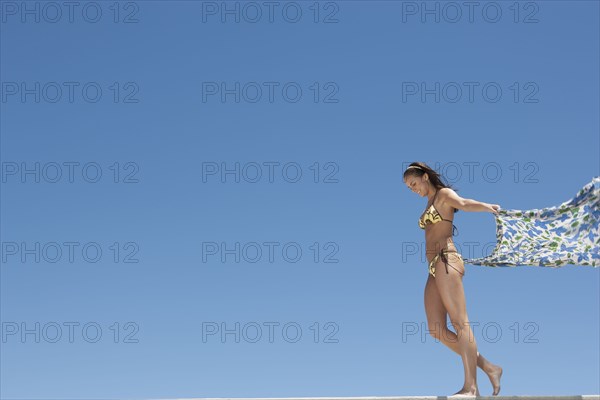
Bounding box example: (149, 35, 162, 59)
(464, 176, 599, 267)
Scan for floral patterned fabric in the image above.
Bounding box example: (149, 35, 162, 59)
(464, 176, 600, 268)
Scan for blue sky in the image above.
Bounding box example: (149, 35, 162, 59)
(1, 0, 599, 398)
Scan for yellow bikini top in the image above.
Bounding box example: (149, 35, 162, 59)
(419, 189, 455, 230)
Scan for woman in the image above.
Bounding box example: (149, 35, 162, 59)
(403, 162, 504, 397)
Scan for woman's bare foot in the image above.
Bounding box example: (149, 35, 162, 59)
(450, 386, 479, 397)
(449, 390, 478, 398)
(484, 364, 503, 395)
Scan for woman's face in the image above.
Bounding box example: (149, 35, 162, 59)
(404, 173, 429, 197)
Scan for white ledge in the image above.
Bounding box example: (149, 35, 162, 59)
(153, 396, 600, 400)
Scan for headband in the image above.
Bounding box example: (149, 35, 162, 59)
(405, 165, 423, 171)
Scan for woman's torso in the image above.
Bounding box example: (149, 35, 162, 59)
(424, 228, 457, 262)
(421, 191, 457, 261)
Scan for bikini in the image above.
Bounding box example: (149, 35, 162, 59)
(419, 190, 465, 278)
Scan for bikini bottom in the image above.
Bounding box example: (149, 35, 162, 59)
(428, 248, 465, 278)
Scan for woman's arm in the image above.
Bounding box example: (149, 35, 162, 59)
(441, 188, 500, 215)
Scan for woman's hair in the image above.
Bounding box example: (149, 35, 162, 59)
(403, 161, 460, 213)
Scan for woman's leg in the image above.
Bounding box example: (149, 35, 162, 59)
(432, 252, 479, 396)
(424, 272, 503, 395)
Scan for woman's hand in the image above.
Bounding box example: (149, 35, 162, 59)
(489, 204, 501, 215)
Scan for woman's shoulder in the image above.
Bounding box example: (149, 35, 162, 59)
(437, 187, 457, 197)
(436, 187, 460, 213)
